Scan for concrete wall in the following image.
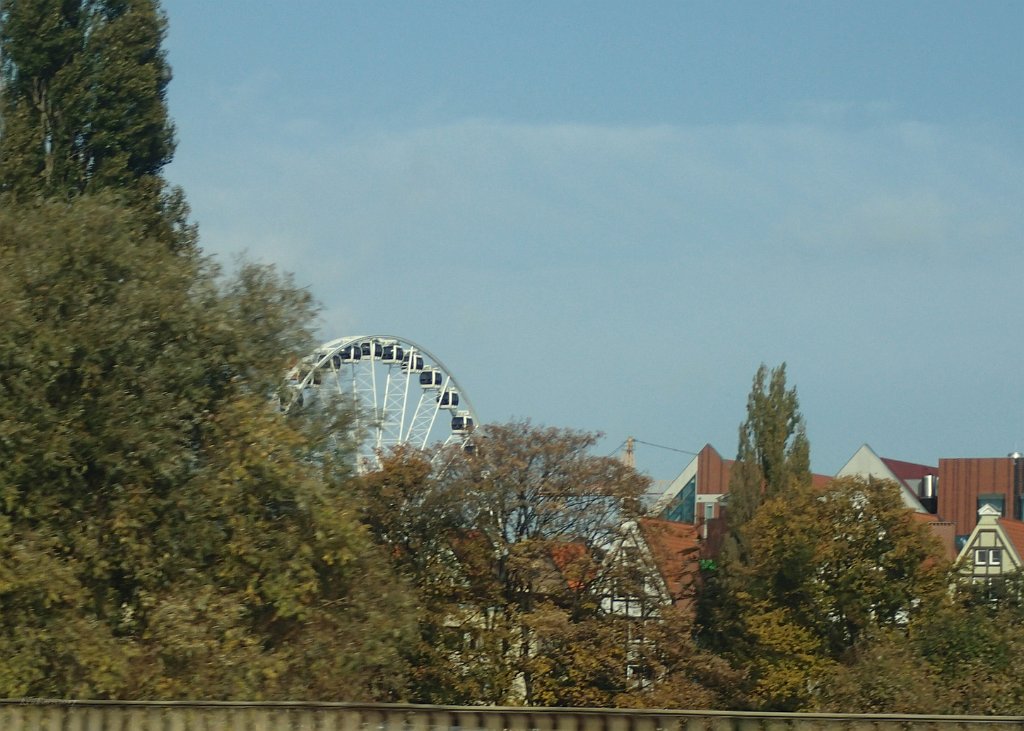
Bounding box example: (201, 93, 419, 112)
(0, 700, 1020, 731)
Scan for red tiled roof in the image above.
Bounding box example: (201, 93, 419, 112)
(810, 473, 833, 490)
(997, 518, 1024, 561)
(881, 457, 937, 487)
(636, 518, 700, 602)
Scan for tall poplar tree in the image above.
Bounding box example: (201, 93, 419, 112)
(696, 363, 812, 688)
(0, 0, 187, 247)
(726, 362, 811, 534)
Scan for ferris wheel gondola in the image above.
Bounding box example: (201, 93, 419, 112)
(285, 335, 477, 473)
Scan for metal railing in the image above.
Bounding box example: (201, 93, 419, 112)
(0, 700, 1021, 731)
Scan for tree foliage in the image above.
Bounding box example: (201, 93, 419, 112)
(818, 573, 1024, 715)
(355, 448, 509, 704)
(357, 425, 740, 708)
(728, 476, 949, 710)
(697, 363, 812, 668)
(0, 196, 415, 699)
(0, 0, 189, 247)
(439, 422, 653, 704)
(7, 4, 1024, 706)
(356, 424, 655, 705)
(727, 363, 810, 531)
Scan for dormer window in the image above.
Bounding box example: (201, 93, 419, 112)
(974, 548, 1003, 566)
(978, 494, 1006, 516)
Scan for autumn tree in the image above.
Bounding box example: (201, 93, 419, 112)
(696, 365, 953, 711)
(731, 476, 948, 710)
(356, 423, 653, 705)
(354, 448, 511, 704)
(611, 603, 743, 710)
(359, 436, 733, 708)
(0, 196, 415, 699)
(441, 422, 652, 704)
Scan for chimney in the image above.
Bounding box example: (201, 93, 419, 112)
(1012, 452, 1023, 520)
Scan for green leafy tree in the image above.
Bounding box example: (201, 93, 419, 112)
(0, 516, 130, 697)
(898, 573, 1024, 715)
(0, 0, 189, 247)
(727, 363, 811, 531)
(733, 477, 948, 710)
(0, 196, 415, 699)
(817, 574, 1024, 715)
(1, 0, 417, 701)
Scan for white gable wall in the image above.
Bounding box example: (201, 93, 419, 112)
(836, 444, 928, 513)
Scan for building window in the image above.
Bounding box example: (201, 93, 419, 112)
(663, 477, 696, 523)
(978, 494, 1006, 516)
(974, 548, 1003, 566)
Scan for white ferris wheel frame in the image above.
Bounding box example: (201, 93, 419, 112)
(287, 334, 477, 473)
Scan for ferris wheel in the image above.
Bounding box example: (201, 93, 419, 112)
(286, 335, 477, 473)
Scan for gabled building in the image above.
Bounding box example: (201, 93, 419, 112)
(836, 444, 937, 514)
(956, 504, 1024, 581)
(636, 518, 701, 608)
(649, 443, 831, 534)
(594, 518, 701, 689)
(649, 444, 732, 525)
(834, 445, 959, 558)
(939, 453, 1024, 547)
(835, 448, 1024, 554)
(599, 518, 701, 617)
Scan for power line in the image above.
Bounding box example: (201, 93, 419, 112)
(608, 437, 699, 458)
(607, 439, 627, 457)
(631, 439, 699, 457)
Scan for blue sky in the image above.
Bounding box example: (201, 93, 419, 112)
(161, 1, 1024, 480)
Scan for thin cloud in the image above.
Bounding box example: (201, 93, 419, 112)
(169, 113, 1023, 474)
(200, 116, 1018, 270)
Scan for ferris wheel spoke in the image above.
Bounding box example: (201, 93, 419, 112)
(397, 366, 412, 445)
(419, 401, 443, 450)
(379, 366, 408, 452)
(405, 391, 432, 447)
